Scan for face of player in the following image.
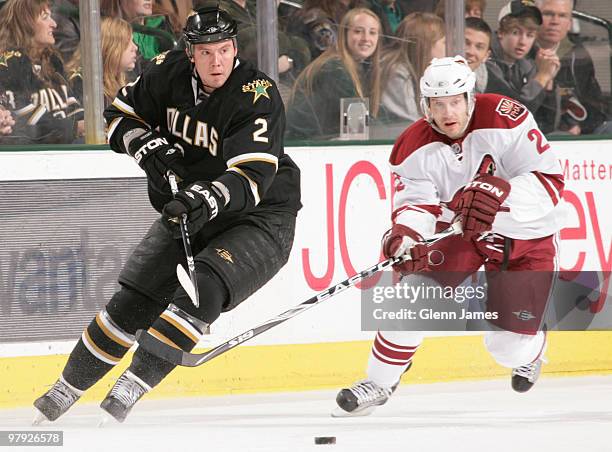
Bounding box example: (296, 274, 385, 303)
(429, 94, 469, 139)
(431, 36, 446, 60)
(191, 40, 238, 93)
(33, 7, 56, 48)
(346, 13, 379, 62)
(121, 0, 153, 19)
(498, 25, 537, 62)
(464, 28, 490, 70)
(538, 0, 572, 47)
(120, 39, 138, 73)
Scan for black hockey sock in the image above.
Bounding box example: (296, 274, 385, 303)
(62, 311, 133, 391)
(128, 303, 211, 387)
(128, 341, 197, 388)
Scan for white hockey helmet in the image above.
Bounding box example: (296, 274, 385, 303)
(420, 56, 476, 128)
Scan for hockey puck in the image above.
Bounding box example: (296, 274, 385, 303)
(314, 437, 336, 445)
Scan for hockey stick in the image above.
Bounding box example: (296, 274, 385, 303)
(136, 221, 463, 367)
(168, 172, 200, 308)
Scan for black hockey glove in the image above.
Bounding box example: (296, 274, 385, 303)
(162, 181, 226, 236)
(128, 130, 186, 192)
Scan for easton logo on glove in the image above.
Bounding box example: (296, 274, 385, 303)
(189, 184, 219, 219)
(133, 136, 169, 164)
(464, 180, 507, 198)
(162, 181, 226, 237)
(128, 131, 186, 193)
(458, 174, 511, 239)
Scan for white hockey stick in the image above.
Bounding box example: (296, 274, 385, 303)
(168, 173, 200, 308)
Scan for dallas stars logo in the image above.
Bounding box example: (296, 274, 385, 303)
(0, 50, 22, 69)
(242, 79, 272, 104)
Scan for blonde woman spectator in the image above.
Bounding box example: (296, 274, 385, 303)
(66, 17, 138, 107)
(380, 12, 445, 123)
(101, 0, 174, 60)
(0, 0, 84, 144)
(286, 7, 382, 139)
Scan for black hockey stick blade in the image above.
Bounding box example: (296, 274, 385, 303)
(136, 221, 463, 367)
(135, 329, 184, 364)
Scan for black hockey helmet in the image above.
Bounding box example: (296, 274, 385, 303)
(183, 6, 238, 47)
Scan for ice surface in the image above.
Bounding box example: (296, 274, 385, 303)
(1, 376, 610, 452)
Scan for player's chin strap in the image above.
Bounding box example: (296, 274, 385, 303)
(135, 221, 464, 367)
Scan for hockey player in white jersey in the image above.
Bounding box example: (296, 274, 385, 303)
(334, 56, 565, 416)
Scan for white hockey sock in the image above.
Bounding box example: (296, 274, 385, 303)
(366, 331, 424, 388)
(484, 330, 546, 368)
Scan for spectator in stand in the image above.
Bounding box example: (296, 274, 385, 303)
(0, 0, 84, 144)
(465, 0, 486, 18)
(531, 0, 611, 135)
(208, 0, 311, 104)
(0, 104, 15, 135)
(66, 17, 138, 107)
(436, 0, 486, 19)
(100, 0, 174, 61)
(379, 12, 445, 124)
(51, 0, 79, 63)
(198, 0, 255, 24)
(286, 7, 382, 139)
(485, 1, 559, 113)
(366, 0, 406, 45)
(286, 0, 367, 60)
(399, 0, 437, 15)
(464, 17, 491, 93)
(154, 0, 193, 39)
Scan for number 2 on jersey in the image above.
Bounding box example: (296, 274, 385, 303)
(253, 118, 268, 143)
(527, 128, 550, 154)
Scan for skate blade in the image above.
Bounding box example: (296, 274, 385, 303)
(331, 406, 375, 418)
(97, 414, 114, 428)
(32, 409, 48, 426)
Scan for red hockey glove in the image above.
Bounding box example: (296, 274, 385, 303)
(458, 174, 511, 239)
(382, 224, 429, 274)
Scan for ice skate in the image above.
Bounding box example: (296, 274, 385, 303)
(33, 377, 83, 424)
(100, 371, 150, 423)
(332, 380, 397, 417)
(511, 355, 546, 393)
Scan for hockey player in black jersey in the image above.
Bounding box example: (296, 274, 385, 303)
(33, 6, 301, 424)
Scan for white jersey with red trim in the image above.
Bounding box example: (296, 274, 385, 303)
(390, 93, 567, 240)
